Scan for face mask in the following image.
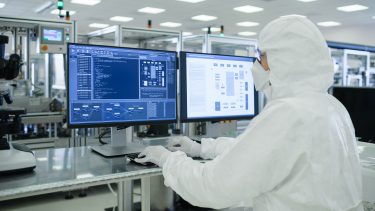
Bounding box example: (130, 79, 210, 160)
(251, 61, 272, 100)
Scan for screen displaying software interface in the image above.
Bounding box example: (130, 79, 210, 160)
(68, 44, 177, 126)
(185, 53, 256, 119)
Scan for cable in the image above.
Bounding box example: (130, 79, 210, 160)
(98, 128, 110, 145)
(107, 183, 119, 211)
(98, 126, 129, 145)
(107, 183, 117, 197)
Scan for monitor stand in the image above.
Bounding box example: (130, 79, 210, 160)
(91, 127, 145, 157)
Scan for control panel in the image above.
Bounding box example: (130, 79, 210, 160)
(37, 25, 72, 54)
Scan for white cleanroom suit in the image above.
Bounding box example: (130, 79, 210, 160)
(140, 16, 363, 211)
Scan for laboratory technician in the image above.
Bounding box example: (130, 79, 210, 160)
(136, 16, 363, 211)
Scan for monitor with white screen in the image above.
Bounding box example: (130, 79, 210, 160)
(67, 43, 177, 128)
(180, 52, 258, 122)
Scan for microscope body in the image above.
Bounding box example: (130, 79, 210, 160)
(0, 35, 36, 174)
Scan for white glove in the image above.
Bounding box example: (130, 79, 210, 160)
(134, 146, 171, 167)
(167, 136, 201, 158)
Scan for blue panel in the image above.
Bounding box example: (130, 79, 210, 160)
(215, 102, 221, 111)
(226, 72, 235, 96)
(93, 57, 139, 100)
(166, 102, 176, 118)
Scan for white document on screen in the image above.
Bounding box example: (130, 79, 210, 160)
(186, 56, 254, 119)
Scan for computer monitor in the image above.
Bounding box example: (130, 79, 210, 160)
(67, 43, 177, 128)
(332, 86, 375, 142)
(180, 52, 258, 122)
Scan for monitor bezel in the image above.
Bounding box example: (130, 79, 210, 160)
(67, 43, 178, 128)
(179, 51, 259, 123)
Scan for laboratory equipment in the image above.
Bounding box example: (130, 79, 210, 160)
(37, 25, 72, 54)
(179, 52, 258, 122)
(0, 16, 76, 144)
(0, 35, 36, 174)
(332, 86, 375, 143)
(328, 41, 375, 87)
(67, 43, 177, 156)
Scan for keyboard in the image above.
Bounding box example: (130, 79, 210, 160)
(125, 153, 155, 166)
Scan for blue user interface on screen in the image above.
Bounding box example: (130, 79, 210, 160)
(68, 44, 177, 126)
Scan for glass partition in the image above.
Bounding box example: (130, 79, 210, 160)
(121, 27, 181, 51)
(79, 25, 119, 46)
(330, 48, 344, 86)
(208, 35, 257, 57)
(343, 50, 370, 87)
(182, 35, 205, 53)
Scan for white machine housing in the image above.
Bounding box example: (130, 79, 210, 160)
(37, 24, 72, 54)
(0, 146, 36, 174)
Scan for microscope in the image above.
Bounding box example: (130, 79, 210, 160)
(0, 35, 36, 174)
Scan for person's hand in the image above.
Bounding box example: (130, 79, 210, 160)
(167, 136, 201, 157)
(134, 146, 171, 167)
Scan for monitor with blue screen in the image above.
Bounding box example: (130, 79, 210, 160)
(67, 43, 177, 128)
(180, 52, 258, 122)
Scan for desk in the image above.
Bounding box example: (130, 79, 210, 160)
(0, 147, 162, 211)
(1, 141, 375, 211)
(358, 141, 375, 204)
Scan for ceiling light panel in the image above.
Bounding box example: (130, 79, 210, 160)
(51, 9, 76, 15)
(337, 4, 368, 12)
(138, 7, 165, 14)
(238, 31, 257, 36)
(233, 5, 263, 13)
(183, 32, 193, 36)
(110, 16, 134, 22)
(237, 21, 259, 27)
(0, 3, 5, 8)
(317, 21, 341, 27)
(71, 0, 101, 6)
(297, 0, 317, 2)
(202, 27, 221, 32)
(192, 15, 217, 21)
(177, 0, 205, 3)
(160, 22, 182, 27)
(89, 23, 109, 28)
(280, 14, 306, 18)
